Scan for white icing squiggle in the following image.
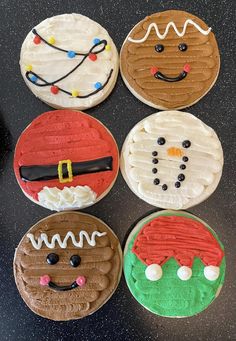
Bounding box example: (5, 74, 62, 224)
(27, 231, 107, 250)
(128, 19, 211, 43)
(38, 185, 97, 211)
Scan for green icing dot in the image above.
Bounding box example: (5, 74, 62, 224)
(124, 211, 225, 317)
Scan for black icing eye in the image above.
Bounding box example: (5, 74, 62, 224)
(178, 43, 188, 52)
(46, 253, 59, 265)
(70, 255, 81, 267)
(155, 44, 164, 53)
(182, 140, 191, 148)
(157, 137, 166, 145)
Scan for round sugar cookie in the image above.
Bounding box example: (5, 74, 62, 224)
(14, 110, 119, 211)
(20, 13, 119, 110)
(120, 111, 223, 210)
(14, 211, 122, 321)
(124, 210, 225, 317)
(120, 10, 220, 110)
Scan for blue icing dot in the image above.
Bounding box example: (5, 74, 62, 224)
(94, 82, 102, 90)
(93, 38, 101, 45)
(67, 50, 76, 58)
(30, 75, 38, 83)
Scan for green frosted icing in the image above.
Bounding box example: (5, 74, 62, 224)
(124, 212, 225, 317)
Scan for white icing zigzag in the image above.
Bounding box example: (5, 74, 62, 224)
(27, 231, 107, 250)
(128, 19, 211, 43)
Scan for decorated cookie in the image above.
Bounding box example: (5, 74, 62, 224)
(121, 111, 223, 210)
(20, 13, 118, 110)
(14, 110, 119, 211)
(120, 10, 220, 110)
(14, 212, 122, 320)
(124, 210, 225, 317)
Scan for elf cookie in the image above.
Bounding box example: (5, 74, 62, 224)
(120, 10, 220, 110)
(20, 13, 118, 110)
(14, 110, 119, 211)
(121, 111, 223, 210)
(124, 210, 225, 317)
(14, 212, 122, 320)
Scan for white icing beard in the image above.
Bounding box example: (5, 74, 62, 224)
(121, 111, 223, 209)
(38, 185, 97, 211)
(20, 13, 118, 109)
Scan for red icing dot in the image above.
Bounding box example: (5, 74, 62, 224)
(51, 86, 59, 95)
(40, 275, 51, 286)
(150, 67, 158, 75)
(89, 53, 97, 61)
(76, 275, 86, 287)
(33, 36, 41, 45)
(183, 64, 191, 73)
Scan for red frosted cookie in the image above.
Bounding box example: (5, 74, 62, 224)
(14, 110, 119, 211)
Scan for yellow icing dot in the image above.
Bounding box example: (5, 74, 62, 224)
(25, 64, 32, 71)
(105, 45, 111, 51)
(71, 89, 78, 97)
(48, 36, 55, 45)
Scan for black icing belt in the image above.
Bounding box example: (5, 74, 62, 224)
(20, 156, 113, 182)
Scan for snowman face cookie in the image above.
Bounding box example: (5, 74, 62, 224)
(14, 212, 122, 321)
(20, 14, 119, 110)
(124, 211, 225, 317)
(14, 110, 119, 211)
(121, 111, 223, 210)
(120, 10, 220, 109)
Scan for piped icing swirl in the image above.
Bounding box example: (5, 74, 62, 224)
(38, 185, 97, 211)
(121, 111, 223, 209)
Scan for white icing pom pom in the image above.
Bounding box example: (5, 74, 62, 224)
(145, 264, 162, 281)
(204, 266, 220, 281)
(177, 266, 192, 281)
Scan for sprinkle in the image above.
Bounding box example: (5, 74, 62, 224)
(93, 38, 100, 45)
(25, 64, 32, 71)
(30, 75, 38, 83)
(105, 44, 111, 51)
(89, 53, 97, 61)
(33, 35, 41, 45)
(48, 36, 55, 45)
(94, 82, 102, 90)
(67, 50, 76, 58)
(71, 89, 78, 97)
(50, 85, 59, 95)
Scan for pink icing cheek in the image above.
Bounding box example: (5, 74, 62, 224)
(40, 275, 51, 286)
(76, 276, 86, 287)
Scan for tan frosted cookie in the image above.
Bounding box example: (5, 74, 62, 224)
(20, 13, 119, 110)
(120, 111, 223, 210)
(120, 10, 220, 110)
(14, 212, 122, 321)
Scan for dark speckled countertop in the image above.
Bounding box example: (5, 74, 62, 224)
(0, 0, 235, 340)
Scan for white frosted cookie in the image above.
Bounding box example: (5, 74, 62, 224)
(20, 13, 119, 110)
(120, 111, 223, 210)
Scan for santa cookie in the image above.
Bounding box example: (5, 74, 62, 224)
(120, 10, 220, 110)
(14, 212, 122, 320)
(124, 210, 225, 317)
(20, 13, 118, 110)
(14, 110, 119, 211)
(121, 111, 223, 210)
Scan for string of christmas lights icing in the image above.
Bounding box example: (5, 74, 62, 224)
(25, 29, 113, 98)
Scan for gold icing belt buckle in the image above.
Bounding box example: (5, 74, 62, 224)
(58, 160, 73, 183)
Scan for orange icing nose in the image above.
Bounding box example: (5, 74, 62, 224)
(167, 147, 183, 157)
